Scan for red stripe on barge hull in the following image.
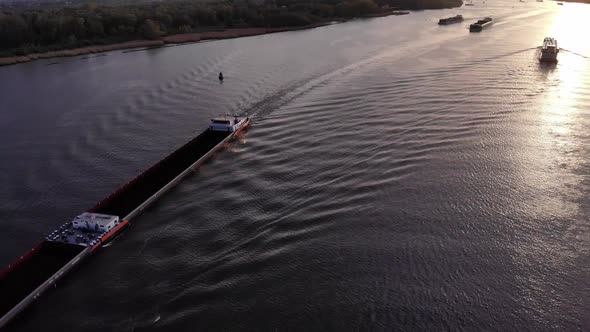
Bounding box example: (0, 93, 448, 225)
(96, 220, 129, 249)
(233, 119, 251, 136)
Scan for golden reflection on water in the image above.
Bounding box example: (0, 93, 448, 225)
(522, 3, 589, 219)
(546, 4, 590, 51)
(540, 4, 588, 141)
(510, 7, 589, 306)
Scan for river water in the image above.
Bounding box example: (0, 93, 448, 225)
(1, 0, 589, 330)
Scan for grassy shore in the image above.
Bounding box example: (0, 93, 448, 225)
(0, 21, 353, 66)
(0, 40, 163, 66)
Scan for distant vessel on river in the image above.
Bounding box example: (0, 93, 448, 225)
(539, 37, 559, 63)
(469, 17, 494, 32)
(438, 15, 464, 25)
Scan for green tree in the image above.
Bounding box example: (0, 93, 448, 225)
(140, 19, 160, 40)
(71, 17, 87, 39)
(67, 34, 78, 46)
(0, 14, 28, 48)
(38, 17, 60, 45)
(86, 16, 105, 38)
(191, 7, 217, 26)
(173, 12, 192, 29)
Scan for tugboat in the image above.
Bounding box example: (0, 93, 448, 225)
(438, 15, 464, 25)
(539, 37, 559, 63)
(469, 17, 493, 32)
(209, 114, 250, 133)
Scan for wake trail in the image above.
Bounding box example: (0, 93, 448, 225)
(560, 48, 590, 60)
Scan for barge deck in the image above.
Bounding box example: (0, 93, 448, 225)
(90, 129, 230, 218)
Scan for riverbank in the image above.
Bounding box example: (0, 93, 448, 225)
(0, 40, 164, 66)
(0, 22, 343, 67)
(161, 23, 332, 44)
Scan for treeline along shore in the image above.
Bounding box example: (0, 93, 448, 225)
(0, 0, 462, 65)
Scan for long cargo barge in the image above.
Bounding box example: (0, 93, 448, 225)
(0, 115, 251, 328)
(469, 17, 494, 32)
(438, 15, 463, 25)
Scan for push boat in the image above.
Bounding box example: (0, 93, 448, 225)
(539, 37, 558, 63)
(469, 17, 493, 32)
(0, 115, 251, 329)
(438, 15, 464, 25)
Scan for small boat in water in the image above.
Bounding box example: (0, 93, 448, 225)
(539, 37, 559, 63)
(557, 2, 563, 4)
(469, 17, 493, 32)
(438, 15, 464, 25)
(465, 0, 475, 5)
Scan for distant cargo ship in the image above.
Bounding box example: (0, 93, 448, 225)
(539, 37, 559, 63)
(0, 115, 251, 328)
(438, 15, 464, 25)
(469, 17, 494, 32)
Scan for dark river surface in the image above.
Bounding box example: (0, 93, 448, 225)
(1, 0, 590, 330)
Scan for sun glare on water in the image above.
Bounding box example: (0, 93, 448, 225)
(540, 3, 589, 137)
(546, 4, 590, 50)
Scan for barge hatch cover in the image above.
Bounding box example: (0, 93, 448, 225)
(91, 130, 230, 217)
